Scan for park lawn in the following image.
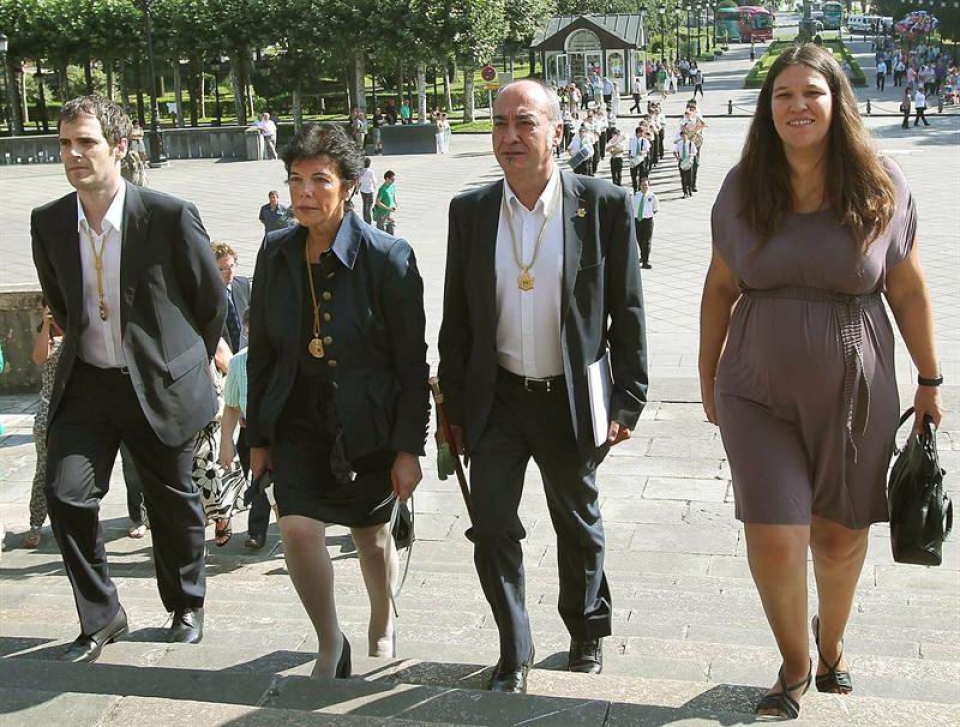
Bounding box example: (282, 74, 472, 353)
(744, 38, 866, 88)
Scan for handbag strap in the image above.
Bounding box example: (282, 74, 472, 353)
(387, 495, 415, 618)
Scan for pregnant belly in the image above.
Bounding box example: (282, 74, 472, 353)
(717, 298, 847, 407)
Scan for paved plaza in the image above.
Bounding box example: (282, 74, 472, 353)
(0, 38, 959, 726)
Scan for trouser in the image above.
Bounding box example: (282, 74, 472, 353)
(574, 160, 592, 177)
(468, 370, 612, 667)
(877, 73, 885, 91)
(591, 149, 600, 175)
(603, 93, 612, 107)
(636, 217, 654, 264)
(692, 152, 701, 190)
(694, 83, 704, 99)
(376, 216, 396, 235)
(263, 136, 278, 160)
(610, 156, 623, 186)
(361, 192, 374, 224)
(630, 93, 641, 113)
(45, 362, 206, 635)
(238, 427, 270, 539)
(630, 162, 643, 193)
(658, 128, 665, 158)
(650, 136, 658, 165)
(914, 107, 929, 126)
(679, 163, 694, 195)
(902, 110, 911, 128)
(894, 71, 902, 86)
(597, 132, 606, 160)
(119, 443, 146, 524)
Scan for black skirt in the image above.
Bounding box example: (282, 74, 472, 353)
(272, 373, 395, 528)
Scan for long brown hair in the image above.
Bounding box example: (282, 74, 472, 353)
(739, 44, 895, 249)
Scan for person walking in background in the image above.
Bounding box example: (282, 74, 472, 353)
(246, 122, 428, 676)
(913, 87, 930, 126)
(692, 64, 705, 99)
(700, 44, 942, 720)
(634, 178, 659, 270)
(32, 95, 225, 662)
(607, 125, 627, 187)
(628, 124, 650, 193)
(23, 306, 64, 549)
(568, 124, 594, 176)
(674, 129, 697, 198)
(438, 79, 648, 695)
(876, 58, 887, 91)
(900, 86, 913, 129)
(370, 107, 385, 154)
(256, 113, 279, 160)
(630, 76, 643, 113)
(358, 158, 377, 224)
(259, 190, 289, 237)
(372, 170, 398, 235)
(350, 107, 367, 150)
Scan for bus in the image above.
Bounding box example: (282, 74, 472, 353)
(822, 1, 843, 30)
(716, 6, 775, 43)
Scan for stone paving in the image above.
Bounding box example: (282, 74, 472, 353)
(1, 38, 959, 726)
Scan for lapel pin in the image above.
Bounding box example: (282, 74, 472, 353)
(576, 206, 587, 218)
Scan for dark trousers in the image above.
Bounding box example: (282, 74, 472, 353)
(693, 83, 704, 99)
(636, 217, 654, 264)
(692, 152, 701, 190)
(914, 107, 929, 126)
(45, 362, 206, 635)
(630, 162, 644, 193)
(877, 73, 885, 91)
(610, 156, 623, 187)
(574, 160, 592, 177)
(902, 109, 911, 128)
(119, 443, 145, 524)
(630, 93, 641, 113)
(241, 427, 272, 539)
(468, 370, 612, 667)
(658, 129, 665, 158)
(361, 192, 374, 224)
(679, 163, 694, 195)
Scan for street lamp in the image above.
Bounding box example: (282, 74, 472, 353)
(34, 64, 49, 133)
(140, 0, 168, 167)
(695, 2, 702, 57)
(658, 4, 667, 63)
(0, 33, 10, 137)
(211, 56, 223, 127)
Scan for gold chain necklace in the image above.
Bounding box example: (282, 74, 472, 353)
(304, 241, 326, 358)
(503, 178, 561, 292)
(84, 225, 109, 321)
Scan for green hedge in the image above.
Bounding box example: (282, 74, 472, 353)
(744, 38, 866, 88)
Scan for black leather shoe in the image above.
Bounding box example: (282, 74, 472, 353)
(169, 607, 204, 644)
(487, 649, 535, 694)
(568, 638, 603, 674)
(60, 606, 128, 663)
(335, 634, 352, 679)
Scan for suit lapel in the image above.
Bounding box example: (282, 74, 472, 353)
(120, 182, 151, 327)
(560, 171, 586, 322)
(477, 180, 503, 330)
(280, 225, 307, 308)
(57, 194, 85, 324)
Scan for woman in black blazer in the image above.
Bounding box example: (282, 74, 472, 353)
(246, 123, 429, 679)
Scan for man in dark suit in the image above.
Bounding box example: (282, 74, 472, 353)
(438, 80, 648, 693)
(31, 96, 225, 662)
(211, 241, 269, 549)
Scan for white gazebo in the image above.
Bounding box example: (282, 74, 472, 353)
(530, 14, 648, 96)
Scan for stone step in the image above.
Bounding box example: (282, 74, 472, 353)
(5, 621, 958, 707)
(1, 652, 957, 726)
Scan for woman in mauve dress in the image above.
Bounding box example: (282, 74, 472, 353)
(699, 44, 943, 720)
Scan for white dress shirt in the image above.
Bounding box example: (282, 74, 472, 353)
(633, 191, 660, 220)
(77, 184, 127, 369)
(358, 167, 376, 194)
(495, 167, 564, 379)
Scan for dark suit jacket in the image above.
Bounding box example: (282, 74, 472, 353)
(246, 212, 429, 459)
(438, 171, 648, 460)
(31, 181, 227, 447)
(222, 275, 251, 352)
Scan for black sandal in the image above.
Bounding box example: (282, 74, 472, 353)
(755, 660, 812, 720)
(812, 616, 853, 694)
(214, 520, 232, 547)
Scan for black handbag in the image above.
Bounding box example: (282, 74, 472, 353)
(392, 499, 414, 551)
(887, 408, 953, 566)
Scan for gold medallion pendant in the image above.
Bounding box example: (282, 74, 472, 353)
(517, 269, 535, 292)
(308, 337, 326, 358)
(98, 301, 109, 321)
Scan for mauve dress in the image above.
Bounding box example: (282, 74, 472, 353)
(711, 158, 917, 528)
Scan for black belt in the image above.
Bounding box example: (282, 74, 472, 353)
(498, 367, 565, 393)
